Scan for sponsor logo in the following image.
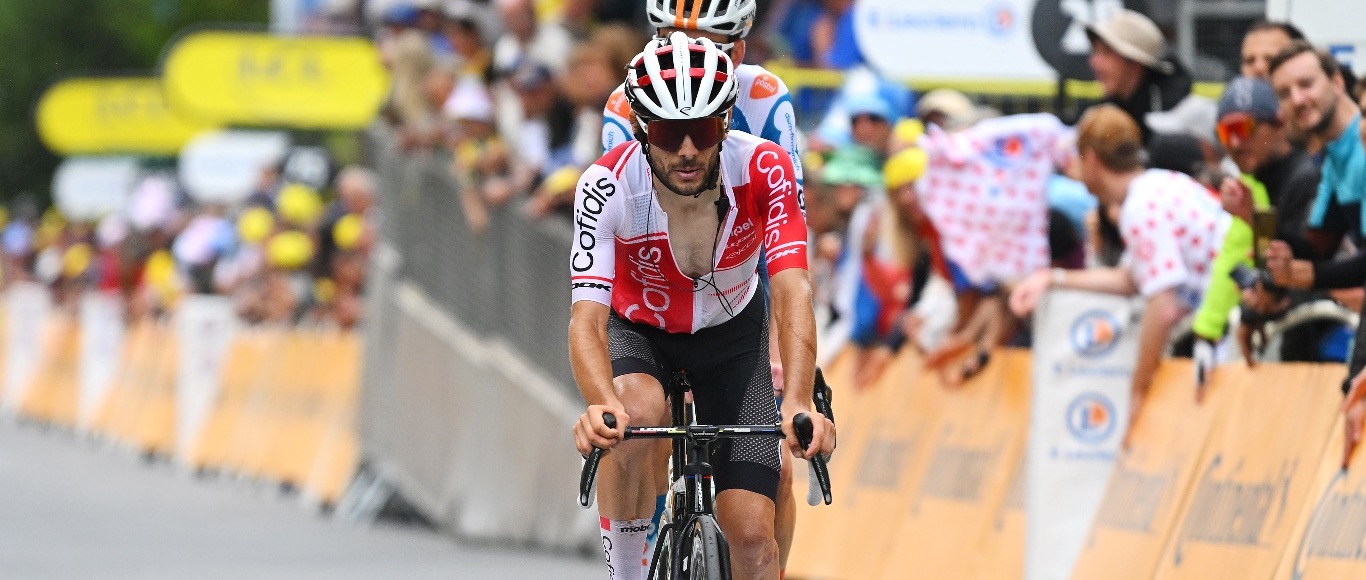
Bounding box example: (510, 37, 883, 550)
(1291, 470, 1366, 577)
(572, 282, 611, 292)
(864, 4, 1017, 38)
(606, 91, 631, 120)
(1070, 310, 1121, 358)
(1065, 392, 1115, 444)
(622, 244, 669, 327)
(572, 177, 617, 272)
(1174, 455, 1296, 566)
(984, 134, 1030, 168)
(617, 525, 651, 534)
(751, 73, 780, 99)
(755, 149, 796, 249)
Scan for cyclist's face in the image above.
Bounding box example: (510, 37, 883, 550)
(649, 133, 723, 198)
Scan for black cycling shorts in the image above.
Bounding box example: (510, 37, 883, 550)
(607, 294, 781, 501)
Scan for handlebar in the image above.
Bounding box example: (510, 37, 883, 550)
(577, 411, 833, 507)
(793, 414, 832, 505)
(578, 413, 616, 508)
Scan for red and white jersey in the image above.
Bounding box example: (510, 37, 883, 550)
(1119, 169, 1231, 307)
(570, 131, 807, 333)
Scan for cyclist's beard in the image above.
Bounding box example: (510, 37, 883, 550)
(647, 150, 720, 198)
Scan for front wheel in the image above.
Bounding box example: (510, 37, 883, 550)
(680, 516, 730, 580)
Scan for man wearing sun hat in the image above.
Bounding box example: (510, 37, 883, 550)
(1086, 8, 1194, 144)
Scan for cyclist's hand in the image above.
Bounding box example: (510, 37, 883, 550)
(573, 404, 628, 456)
(782, 406, 835, 460)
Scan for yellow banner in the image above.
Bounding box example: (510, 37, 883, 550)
(162, 31, 389, 128)
(35, 77, 213, 155)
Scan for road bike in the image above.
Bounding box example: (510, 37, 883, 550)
(579, 369, 835, 580)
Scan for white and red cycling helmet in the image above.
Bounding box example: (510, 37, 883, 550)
(646, 0, 756, 39)
(625, 31, 739, 126)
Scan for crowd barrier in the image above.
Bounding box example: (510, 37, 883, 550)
(785, 345, 1360, 579)
(0, 282, 361, 506)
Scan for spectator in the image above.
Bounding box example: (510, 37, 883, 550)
(1240, 21, 1305, 80)
(506, 61, 576, 198)
(1268, 41, 1363, 259)
(443, 77, 511, 231)
(442, 2, 495, 81)
(1145, 95, 1224, 188)
(1215, 77, 1320, 258)
(491, 0, 572, 76)
(915, 112, 1073, 382)
(809, 0, 862, 69)
(1011, 105, 1248, 442)
(917, 89, 979, 132)
(1086, 8, 1193, 145)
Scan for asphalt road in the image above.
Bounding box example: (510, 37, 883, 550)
(0, 418, 604, 580)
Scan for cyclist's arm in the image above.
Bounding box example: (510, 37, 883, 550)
(569, 300, 617, 409)
(752, 141, 831, 456)
(569, 162, 627, 448)
(771, 268, 817, 413)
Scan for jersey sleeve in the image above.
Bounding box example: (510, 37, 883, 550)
(600, 85, 635, 155)
(1119, 191, 1189, 296)
(751, 141, 808, 275)
(570, 163, 622, 306)
(752, 73, 805, 191)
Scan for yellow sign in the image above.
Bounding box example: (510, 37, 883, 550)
(162, 31, 389, 128)
(35, 77, 213, 155)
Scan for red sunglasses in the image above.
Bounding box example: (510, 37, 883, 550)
(645, 117, 726, 153)
(1216, 113, 1259, 146)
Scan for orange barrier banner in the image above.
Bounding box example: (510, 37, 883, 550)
(876, 349, 1031, 579)
(18, 314, 81, 426)
(1152, 363, 1344, 579)
(1274, 416, 1366, 580)
(785, 349, 929, 579)
(787, 348, 1030, 580)
(183, 329, 283, 471)
(1072, 360, 1230, 580)
(974, 452, 1025, 580)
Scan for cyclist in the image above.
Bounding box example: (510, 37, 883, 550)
(570, 32, 834, 580)
(600, 2, 806, 572)
(603, 0, 802, 191)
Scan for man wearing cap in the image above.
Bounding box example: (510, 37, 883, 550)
(1086, 8, 1194, 144)
(1216, 76, 1320, 257)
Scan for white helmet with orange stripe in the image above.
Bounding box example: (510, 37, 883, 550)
(646, 0, 756, 39)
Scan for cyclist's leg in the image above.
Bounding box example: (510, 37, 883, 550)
(768, 314, 796, 572)
(600, 316, 673, 579)
(775, 451, 795, 571)
(680, 297, 782, 578)
(715, 490, 780, 579)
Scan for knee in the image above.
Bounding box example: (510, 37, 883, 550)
(615, 373, 668, 426)
(726, 520, 778, 562)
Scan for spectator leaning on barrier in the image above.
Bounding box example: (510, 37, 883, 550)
(912, 112, 1073, 383)
(1267, 41, 1364, 260)
(1256, 44, 1366, 418)
(1011, 105, 1249, 440)
(1212, 76, 1342, 364)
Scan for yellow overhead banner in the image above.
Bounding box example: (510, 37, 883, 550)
(162, 31, 389, 129)
(35, 77, 213, 155)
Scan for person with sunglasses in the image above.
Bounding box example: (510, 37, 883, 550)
(569, 32, 833, 580)
(602, 0, 802, 201)
(599, 1, 806, 573)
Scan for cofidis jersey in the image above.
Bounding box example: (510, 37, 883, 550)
(570, 132, 807, 333)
